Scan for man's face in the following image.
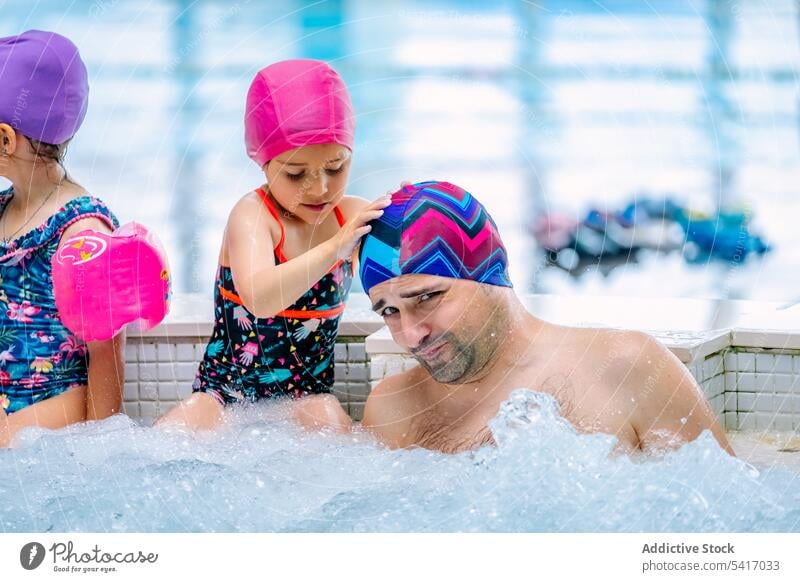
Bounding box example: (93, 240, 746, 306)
(368, 274, 506, 383)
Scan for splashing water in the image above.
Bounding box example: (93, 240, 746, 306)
(1, 390, 799, 532)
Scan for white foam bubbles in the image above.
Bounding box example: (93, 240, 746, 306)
(1, 390, 799, 532)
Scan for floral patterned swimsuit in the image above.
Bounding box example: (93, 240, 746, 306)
(0, 188, 119, 414)
(192, 187, 352, 405)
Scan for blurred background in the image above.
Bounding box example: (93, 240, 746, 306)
(1, 0, 798, 303)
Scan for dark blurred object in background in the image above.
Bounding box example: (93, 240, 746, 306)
(532, 196, 771, 275)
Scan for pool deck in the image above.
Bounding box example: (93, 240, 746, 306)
(729, 433, 800, 472)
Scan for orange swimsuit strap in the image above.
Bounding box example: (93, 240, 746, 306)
(218, 187, 348, 319)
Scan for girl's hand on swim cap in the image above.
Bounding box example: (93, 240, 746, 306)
(332, 196, 391, 260)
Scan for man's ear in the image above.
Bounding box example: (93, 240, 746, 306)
(0, 124, 18, 156)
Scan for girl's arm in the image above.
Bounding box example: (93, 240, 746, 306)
(59, 217, 125, 420)
(85, 331, 125, 419)
(228, 192, 389, 318)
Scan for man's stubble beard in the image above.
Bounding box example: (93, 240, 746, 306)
(415, 305, 509, 384)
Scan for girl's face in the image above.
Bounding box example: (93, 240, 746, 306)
(265, 142, 352, 224)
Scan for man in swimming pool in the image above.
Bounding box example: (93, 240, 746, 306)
(358, 181, 733, 455)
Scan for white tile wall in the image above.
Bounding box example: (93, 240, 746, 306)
(703, 354, 723, 379)
(738, 412, 757, 430)
(724, 412, 737, 430)
(139, 382, 159, 401)
(723, 353, 737, 374)
(122, 402, 138, 417)
(774, 393, 793, 414)
(738, 353, 757, 373)
(157, 344, 175, 362)
(737, 373, 772, 392)
(348, 343, 367, 362)
(369, 358, 386, 385)
(718, 349, 800, 431)
(123, 338, 371, 421)
(137, 343, 156, 362)
(709, 394, 723, 416)
(384, 357, 405, 378)
(724, 392, 737, 412)
(772, 354, 794, 374)
(178, 383, 193, 399)
(773, 374, 798, 392)
(176, 343, 195, 361)
(123, 382, 138, 401)
(755, 393, 774, 413)
(755, 353, 774, 373)
(737, 393, 756, 413)
(138, 364, 157, 382)
(702, 375, 724, 399)
(158, 383, 181, 401)
(688, 362, 700, 382)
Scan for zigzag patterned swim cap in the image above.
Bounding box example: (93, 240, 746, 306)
(359, 181, 512, 294)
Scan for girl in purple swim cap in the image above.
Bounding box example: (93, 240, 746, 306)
(157, 59, 390, 432)
(0, 30, 123, 446)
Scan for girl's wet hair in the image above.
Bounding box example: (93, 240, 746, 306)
(24, 136, 74, 183)
(26, 137, 70, 164)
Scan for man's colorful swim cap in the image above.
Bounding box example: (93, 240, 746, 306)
(0, 30, 89, 144)
(244, 59, 355, 167)
(359, 181, 512, 295)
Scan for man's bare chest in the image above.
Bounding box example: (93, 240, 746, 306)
(410, 366, 639, 453)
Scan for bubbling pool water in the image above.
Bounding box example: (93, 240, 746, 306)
(1, 390, 799, 532)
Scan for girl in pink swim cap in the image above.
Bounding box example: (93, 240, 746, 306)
(0, 31, 124, 446)
(157, 59, 390, 431)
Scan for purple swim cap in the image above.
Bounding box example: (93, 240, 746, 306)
(244, 59, 355, 167)
(0, 30, 89, 145)
(359, 181, 512, 295)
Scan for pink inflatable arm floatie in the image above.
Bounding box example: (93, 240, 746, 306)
(52, 222, 171, 342)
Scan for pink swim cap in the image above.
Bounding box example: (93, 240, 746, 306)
(244, 59, 355, 167)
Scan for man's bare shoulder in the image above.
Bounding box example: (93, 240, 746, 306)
(362, 365, 430, 448)
(579, 327, 662, 375)
(582, 328, 671, 395)
(579, 327, 732, 453)
(544, 325, 658, 377)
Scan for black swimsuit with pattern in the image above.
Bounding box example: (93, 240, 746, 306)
(192, 187, 352, 405)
